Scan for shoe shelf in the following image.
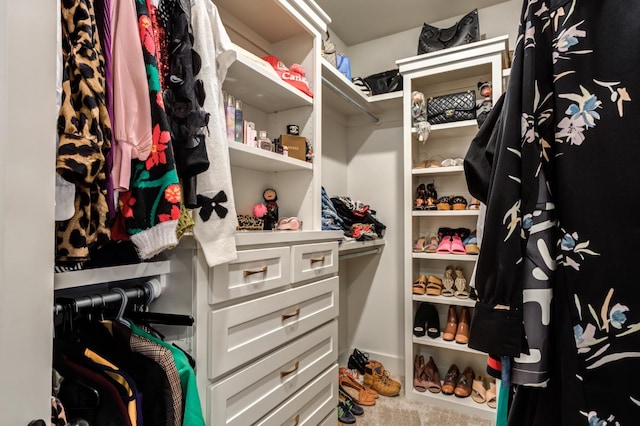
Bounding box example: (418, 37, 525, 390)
(411, 165, 465, 176)
(54, 260, 171, 290)
(229, 142, 313, 172)
(409, 388, 496, 417)
(412, 253, 478, 262)
(413, 294, 476, 308)
(413, 335, 484, 355)
(412, 210, 479, 217)
(411, 119, 478, 139)
(401, 36, 510, 419)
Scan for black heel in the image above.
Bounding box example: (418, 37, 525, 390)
(414, 303, 440, 338)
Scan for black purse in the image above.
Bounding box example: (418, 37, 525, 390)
(417, 9, 480, 55)
(427, 91, 476, 125)
(363, 69, 403, 95)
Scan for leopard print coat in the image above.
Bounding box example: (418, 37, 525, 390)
(56, 0, 112, 262)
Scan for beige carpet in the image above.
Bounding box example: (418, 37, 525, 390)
(347, 391, 493, 426)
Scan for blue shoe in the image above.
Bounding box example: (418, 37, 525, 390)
(339, 388, 364, 416)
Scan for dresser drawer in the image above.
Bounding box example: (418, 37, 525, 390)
(209, 246, 290, 303)
(290, 242, 338, 283)
(208, 275, 339, 379)
(207, 320, 338, 426)
(255, 364, 337, 426)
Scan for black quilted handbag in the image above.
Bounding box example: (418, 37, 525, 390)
(417, 9, 480, 55)
(427, 91, 476, 125)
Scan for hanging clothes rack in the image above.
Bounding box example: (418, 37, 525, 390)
(53, 278, 164, 316)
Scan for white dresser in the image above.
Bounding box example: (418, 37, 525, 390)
(195, 231, 342, 425)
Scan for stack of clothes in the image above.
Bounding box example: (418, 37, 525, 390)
(321, 187, 386, 241)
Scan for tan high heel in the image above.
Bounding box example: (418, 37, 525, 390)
(471, 374, 487, 404)
(413, 355, 427, 392)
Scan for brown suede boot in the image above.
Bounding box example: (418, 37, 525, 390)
(364, 362, 401, 397)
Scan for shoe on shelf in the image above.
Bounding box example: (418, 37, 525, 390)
(468, 197, 481, 210)
(454, 366, 475, 398)
(337, 401, 357, 424)
(425, 234, 439, 253)
(414, 302, 440, 338)
(443, 305, 458, 341)
(454, 266, 469, 298)
(441, 266, 455, 297)
(425, 274, 443, 296)
(436, 195, 451, 210)
(413, 355, 427, 392)
(424, 356, 442, 394)
(450, 234, 466, 254)
(486, 378, 497, 408)
(441, 364, 460, 395)
(463, 232, 479, 255)
(364, 362, 401, 397)
(451, 195, 468, 210)
(471, 375, 487, 404)
(455, 306, 471, 344)
(414, 183, 428, 210)
(412, 274, 428, 295)
(413, 236, 427, 253)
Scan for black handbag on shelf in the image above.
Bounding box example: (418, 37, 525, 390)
(417, 9, 480, 55)
(363, 69, 403, 95)
(427, 90, 476, 125)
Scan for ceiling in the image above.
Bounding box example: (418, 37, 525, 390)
(315, 0, 509, 46)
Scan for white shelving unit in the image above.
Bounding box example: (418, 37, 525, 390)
(54, 261, 172, 290)
(398, 35, 510, 420)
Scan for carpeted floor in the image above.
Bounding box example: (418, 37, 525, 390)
(349, 391, 494, 426)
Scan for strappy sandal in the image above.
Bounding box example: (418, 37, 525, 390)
(441, 265, 455, 297)
(471, 375, 487, 404)
(412, 274, 428, 295)
(454, 266, 469, 299)
(486, 378, 497, 409)
(468, 197, 481, 210)
(426, 275, 443, 296)
(413, 236, 427, 252)
(425, 235, 439, 253)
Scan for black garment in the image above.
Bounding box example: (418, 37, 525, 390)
(466, 0, 640, 423)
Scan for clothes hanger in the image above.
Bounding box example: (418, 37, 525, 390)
(124, 281, 194, 326)
(111, 287, 131, 329)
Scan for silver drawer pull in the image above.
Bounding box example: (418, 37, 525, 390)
(310, 256, 325, 265)
(243, 266, 267, 278)
(280, 360, 299, 378)
(293, 414, 300, 426)
(281, 307, 300, 321)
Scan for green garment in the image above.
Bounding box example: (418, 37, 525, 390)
(129, 321, 205, 426)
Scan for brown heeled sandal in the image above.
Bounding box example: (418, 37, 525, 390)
(413, 355, 427, 392)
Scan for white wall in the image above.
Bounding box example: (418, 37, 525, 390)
(346, 0, 522, 79)
(325, 1, 521, 375)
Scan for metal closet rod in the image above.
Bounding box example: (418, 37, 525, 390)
(53, 284, 152, 316)
(321, 76, 381, 124)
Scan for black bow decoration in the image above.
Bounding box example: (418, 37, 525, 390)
(197, 191, 228, 221)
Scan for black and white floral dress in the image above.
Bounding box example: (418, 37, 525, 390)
(466, 0, 640, 424)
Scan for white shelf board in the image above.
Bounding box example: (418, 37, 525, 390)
(413, 294, 476, 308)
(229, 142, 312, 172)
(235, 230, 343, 247)
(413, 253, 478, 261)
(413, 335, 484, 355)
(412, 210, 479, 217)
(54, 261, 171, 290)
(408, 389, 495, 418)
(321, 59, 402, 119)
(338, 238, 385, 254)
(412, 165, 465, 176)
(224, 48, 313, 113)
(412, 120, 479, 139)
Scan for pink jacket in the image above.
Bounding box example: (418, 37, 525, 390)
(111, 0, 152, 191)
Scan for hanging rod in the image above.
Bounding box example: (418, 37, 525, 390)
(322, 76, 381, 124)
(338, 247, 382, 261)
(53, 279, 164, 316)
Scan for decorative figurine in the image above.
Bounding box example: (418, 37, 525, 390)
(476, 81, 493, 128)
(412, 90, 431, 142)
(262, 188, 279, 230)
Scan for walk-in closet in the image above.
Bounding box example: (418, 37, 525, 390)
(5, 0, 636, 425)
